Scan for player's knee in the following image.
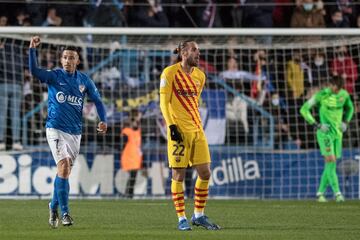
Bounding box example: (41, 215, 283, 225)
(172, 168, 186, 181)
(173, 176, 185, 182)
(57, 158, 71, 178)
(324, 155, 336, 162)
(198, 170, 211, 180)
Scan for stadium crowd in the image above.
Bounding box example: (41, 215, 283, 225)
(1, 1, 360, 28)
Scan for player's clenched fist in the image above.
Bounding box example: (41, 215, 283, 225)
(97, 121, 107, 134)
(30, 36, 41, 48)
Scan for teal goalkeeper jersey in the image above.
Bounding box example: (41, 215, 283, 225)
(300, 88, 354, 137)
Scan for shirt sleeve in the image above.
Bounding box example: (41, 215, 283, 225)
(28, 48, 57, 84)
(344, 94, 354, 123)
(198, 71, 206, 101)
(300, 91, 321, 125)
(86, 77, 107, 122)
(159, 70, 175, 126)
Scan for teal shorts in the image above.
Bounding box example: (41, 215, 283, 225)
(316, 130, 342, 159)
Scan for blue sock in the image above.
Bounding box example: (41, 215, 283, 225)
(56, 177, 69, 216)
(50, 176, 59, 210)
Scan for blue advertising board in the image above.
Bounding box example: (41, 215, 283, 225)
(0, 148, 359, 199)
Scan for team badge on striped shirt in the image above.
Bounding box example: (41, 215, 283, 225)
(79, 84, 85, 93)
(160, 78, 166, 88)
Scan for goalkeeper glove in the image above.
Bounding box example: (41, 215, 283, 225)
(169, 125, 183, 143)
(341, 122, 348, 132)
(314, 122, 330, 132)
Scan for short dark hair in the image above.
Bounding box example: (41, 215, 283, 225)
(330, 75, 344, 89)
(61, 46, 80, 56)
(331, 9, 342, 16)
(173, 40, 194, 62)
(130, 108, 139, 117)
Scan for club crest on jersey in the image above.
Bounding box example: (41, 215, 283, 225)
(79, 84, 85, 93)
(160, 78, 166, 88)
(339, 96, 344, 103)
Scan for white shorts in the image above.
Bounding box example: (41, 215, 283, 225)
(46, 128, 81, 165)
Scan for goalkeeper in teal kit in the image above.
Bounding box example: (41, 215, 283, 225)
(300, 76, 354, 202)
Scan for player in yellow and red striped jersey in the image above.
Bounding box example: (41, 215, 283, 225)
(159, 40, 220, 231)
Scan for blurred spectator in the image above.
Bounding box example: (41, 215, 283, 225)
(327, 9, 350, 27)
(286, 50, 305, 99)
(273, 0, 294, 27)
(42, 7, 62, 26)
(228, 0, 243, 28)
(226, 95, 249, 134)
(226, 37, 238, 59)
(128, 0, 169, 27)
(330, 45, 358, 95)
(327, 0, 356, 26)
(0, 39, 24, 150)
(15, 9, 30, 26)
(163, 0, 220, 27)
(221, 57, 260, 134)
(290, 0, 325, 27)
(0, 15, 8, 26)
(22, 18, 32, 26)
(309, 50, 328, 87)
(264, 93, 295, 149)
(25, 2, 46, 26)
(284, 51, 313, 150)
(120, 109, 144, 199)
(315, 0, 326, 16)
(183, 0, 221, 28)
(215, 0, 236, 27)
(162, 0, 191, 27)
(194, 0, 219, 28)
(199, 58, 217, 75)
(40, 49, 57, 69)
(251, 50, 277, 104)
(23, 69, 43, 145)
(242, 0, 274, 28)
(55, 5, 87, 27)
(89, 0, 127, 27)
(357, 14, 360, 28)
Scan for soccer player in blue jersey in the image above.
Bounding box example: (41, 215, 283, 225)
(29, 36, 107, 228)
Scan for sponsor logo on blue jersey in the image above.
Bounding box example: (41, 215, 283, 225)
(56, 91, 83, 106)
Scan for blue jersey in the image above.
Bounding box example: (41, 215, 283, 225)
(29, 48, 106, 135)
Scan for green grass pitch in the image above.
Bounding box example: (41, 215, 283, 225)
(1, 199, 360, 240)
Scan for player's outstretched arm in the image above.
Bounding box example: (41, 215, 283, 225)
(29, 36, 57, 83)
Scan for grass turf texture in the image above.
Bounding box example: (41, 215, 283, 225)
(1, 200, 360, 240)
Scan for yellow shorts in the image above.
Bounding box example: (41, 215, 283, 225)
(167, 130, 211, 168)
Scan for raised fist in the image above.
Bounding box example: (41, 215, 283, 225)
(30, 36, 41, 48)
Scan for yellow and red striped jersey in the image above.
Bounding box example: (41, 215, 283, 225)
(159, 62, 205, 132)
